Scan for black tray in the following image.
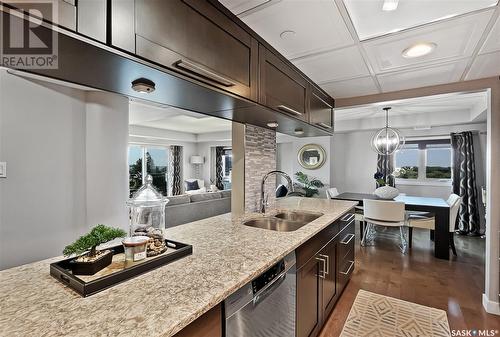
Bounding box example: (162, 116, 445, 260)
(50, 239, 192, 297)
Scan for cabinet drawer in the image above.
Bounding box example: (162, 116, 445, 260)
(296, 222, 339, 269)
(338, 221, 355, 261)
(259, 46, 308, 121)
(338, 247, 355, 293)
(135, 0, 257, 99)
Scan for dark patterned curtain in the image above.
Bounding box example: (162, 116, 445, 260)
(376, 154, 395, 187)
(168, 145, 183, 196)
(215, 146, 224, 190)
(451, 132, 480, 235)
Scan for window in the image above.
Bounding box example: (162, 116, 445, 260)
(395, 139, 451, 183)
(395, 143, 419, 179)
(128, 145, 169, 196)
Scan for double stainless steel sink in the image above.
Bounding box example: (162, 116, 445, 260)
(243, 211, 324, 232)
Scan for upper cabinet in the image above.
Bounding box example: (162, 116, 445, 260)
(133, 0, 258, 100)
(259, 46, 309, 121)
(309, 86, 334, 132)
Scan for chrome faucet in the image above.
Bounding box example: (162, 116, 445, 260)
(260, 170, 294, 213)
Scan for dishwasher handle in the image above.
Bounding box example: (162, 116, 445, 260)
(252, 270, 287, 305)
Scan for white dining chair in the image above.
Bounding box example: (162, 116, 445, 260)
(407, 193, 461, 256)
(325, 187, 339, 199)
(361, 199, 408, 253)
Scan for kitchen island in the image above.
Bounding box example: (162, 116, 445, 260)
(0, 197, 357, 337)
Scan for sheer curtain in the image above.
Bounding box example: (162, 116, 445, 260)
(451, 131, 480, 235)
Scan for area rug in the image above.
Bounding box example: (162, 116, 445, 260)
(340, 290, 451, 337)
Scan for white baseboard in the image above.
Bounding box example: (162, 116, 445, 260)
(482, 293, 500, 315)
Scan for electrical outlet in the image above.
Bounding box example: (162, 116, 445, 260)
(0, 162, 6, 178)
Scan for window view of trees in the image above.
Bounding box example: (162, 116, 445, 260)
(394, 140, 451, 181)
(426, 144, 451, 179)
(128, 146, 168, 196)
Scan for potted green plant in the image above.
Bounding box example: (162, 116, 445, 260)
(63, 224, 126, 275)
(294, 172, 325, 197)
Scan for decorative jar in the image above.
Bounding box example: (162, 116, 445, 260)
(126, 175, 169, 236)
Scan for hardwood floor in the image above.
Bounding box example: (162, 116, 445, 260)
(320, 223, 499, 336)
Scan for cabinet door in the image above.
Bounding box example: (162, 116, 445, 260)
(134, 0, 257, 99)
(320, 241, 338, 318)
(259, 46, 308, 121)
(173, 304, 221, 337)
(77, 0, 106, 43)
(297, 256, 322, 337)
(309, 87, 334, 132)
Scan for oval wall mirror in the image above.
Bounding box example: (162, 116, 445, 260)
(297, 144, 326, 170)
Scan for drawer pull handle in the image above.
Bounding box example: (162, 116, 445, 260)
(340, 261, 354, 275)
(276, 105, 303, 116)
(174, 59, 235, 87)
(315, 122, 332, 129)
(340, 234, 355, 245)
(340, 213, 355, 222)
(317, 254, 329, 275)
(315, 256, 327, 279)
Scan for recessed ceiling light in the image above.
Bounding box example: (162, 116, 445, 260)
(267, 122, 279, 128)
(402, 42, 437, 58)
(280, 30, 296, 40)
(131, 78, 156, 93)
(382, 0, 399, 11)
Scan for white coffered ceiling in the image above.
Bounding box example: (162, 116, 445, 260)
(129, 100, 232, 134)
(219, 0, 500, 98)
(334, 91, 488, 132)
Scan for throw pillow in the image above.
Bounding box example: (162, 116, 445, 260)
(185, 180, 200, 191)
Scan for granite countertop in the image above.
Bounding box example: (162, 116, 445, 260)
(0, 197, 357, 337)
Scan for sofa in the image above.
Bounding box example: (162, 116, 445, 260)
(165, 190, 231, 228)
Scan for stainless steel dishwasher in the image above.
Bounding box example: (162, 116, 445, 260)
(225, 252, 296, 337)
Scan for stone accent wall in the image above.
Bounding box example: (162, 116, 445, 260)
(244, 124, 276, 212)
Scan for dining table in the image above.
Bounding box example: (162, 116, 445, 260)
(332, 192, 451, 260)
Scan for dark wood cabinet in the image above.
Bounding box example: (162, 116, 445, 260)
(297, 254, 322, 337)
(296, 209, 355, 337)
(173, 304, 222, 337)
(259, 46, 309, 121)
(134, 0, 258, 100)
(309, 86, 334, 133)
(321, 240, 338, 317)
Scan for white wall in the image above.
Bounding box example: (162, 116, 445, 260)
(0, 71, 130, 269)
(277, 135, 332, 197)
(85, 92, 129, 230)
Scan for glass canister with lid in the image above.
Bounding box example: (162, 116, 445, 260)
(126, 175, 169, 257)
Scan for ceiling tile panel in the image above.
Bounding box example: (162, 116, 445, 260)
(465, 51, 500, 80)
(219, 0, 270, 15)
(377, 59, 469, 92)
(362, 10, 493, 74)
(293, 46, 369, 83)
(320, 76, 379, 98)
(343, 0, 498, 40)
(239, 0, 354, 59)
(480, 14, 500, 54)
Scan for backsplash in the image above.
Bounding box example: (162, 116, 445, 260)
(244, 125, 276, 212)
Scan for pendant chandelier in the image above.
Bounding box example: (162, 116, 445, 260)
(370, 107, 405, 155)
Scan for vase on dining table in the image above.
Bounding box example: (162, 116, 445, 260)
(374, 185, 400, 200)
